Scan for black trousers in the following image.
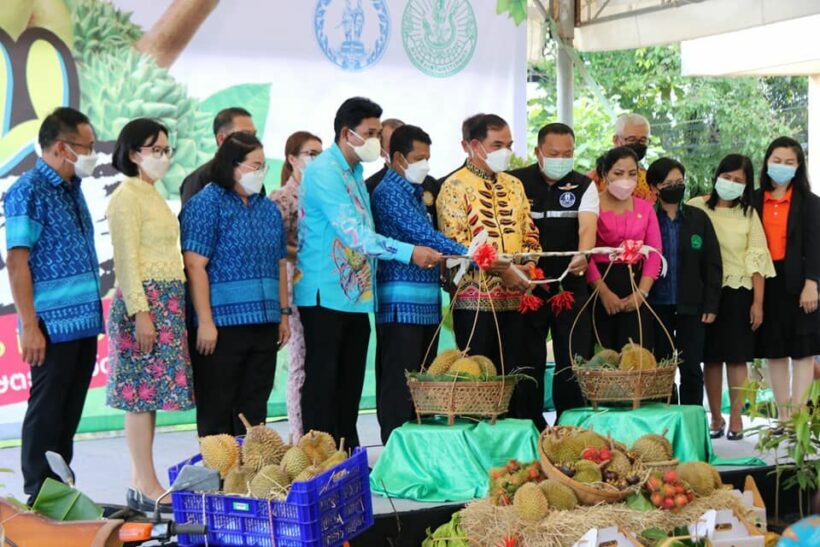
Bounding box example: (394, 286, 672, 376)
(375, 322, 438, 445)
(22, 335, 96, 503)
(300, 306, 370, 449)
(522, 283, 592, 426)
(594, 264, 655, 350)
(191, 323, 278, 437)
(452, 309, 534, 422)
(653, 305, 705, 406)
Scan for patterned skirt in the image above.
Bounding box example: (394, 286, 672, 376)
(106, 280, 195, 412)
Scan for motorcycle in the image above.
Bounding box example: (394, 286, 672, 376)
(0, 451, 219, 547)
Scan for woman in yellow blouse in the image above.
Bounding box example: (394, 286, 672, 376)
(688, 154, 775, 441)
(106, 119, 193, 512)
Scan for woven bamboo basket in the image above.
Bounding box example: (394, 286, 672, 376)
(407, 377, 518, 426)
(572, 366, 678, 410)
(641, 458, 680, 473)
(537, 427, 639, 505)
(569, 261, 679, 410)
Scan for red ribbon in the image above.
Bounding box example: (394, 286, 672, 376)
(617, 239, 644, 264)
(548, 290, 575, 316)
(518, 292, 544, 314)
(474, 243, 498, 271)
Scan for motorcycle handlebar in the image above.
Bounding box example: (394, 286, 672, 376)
(171, 522, 208, 536)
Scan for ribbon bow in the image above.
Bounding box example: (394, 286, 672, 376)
(447, 231, 489, 285)
(616, 239, 644, 264)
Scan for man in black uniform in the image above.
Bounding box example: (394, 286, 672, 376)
(508, 123, 598, 427)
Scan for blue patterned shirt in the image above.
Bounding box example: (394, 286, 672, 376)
(295, 144, 414, 313)
(4, 159, 103, 342)
(649, 207, 681, 306)
(180, 183, 286, 327)
(372, 169, 466, 325)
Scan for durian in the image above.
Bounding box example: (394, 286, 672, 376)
(573, 460, 602, 484)
(280, 446, 311, 479)
(572, 430, 608, 449)
(448, 357, 482, 377)
(538, 480, 578, 511)
(589, 349, 620, 369)
(472, 355, 497, 376)
(619, 342, 657, 371)
(512, 482, 549, 522)
(298, 430, 337, 465)
(320, 439, 347, 471)
(678, 461, 722, 497)
(428, 349, 462, 375)
(223, 466, 255, 495)
(606, 449, 633, 477)
(249, 464, 291, 498)
(631, 433, 673, 462)
(199, 434, 240, 478)
(542, 433, 584, 464)
(239, 414, 287, 471)
(293, 465, 323, 483)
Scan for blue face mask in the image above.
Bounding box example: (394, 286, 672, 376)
(767, 163, 797, 186)
(715, 177, 745, 201)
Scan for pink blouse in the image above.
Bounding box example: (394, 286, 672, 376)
(270, 176, 299, 247)
(586, 197, 662, 283)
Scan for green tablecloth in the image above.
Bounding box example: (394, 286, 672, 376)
(370, 418, 539, 502)
(558, 403, 765, 466)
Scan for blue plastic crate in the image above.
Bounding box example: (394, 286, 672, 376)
(167, 446, 373, 546)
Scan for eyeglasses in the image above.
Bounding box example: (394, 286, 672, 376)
(657, 178, 685, 190)
(62, 140, 95, 154)
(239, 162, 269, 174)
(140, 145, 174, 159)
(623, 136, 650, 146)
(299, 150, 321, 158)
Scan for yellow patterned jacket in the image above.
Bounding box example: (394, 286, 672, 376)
(437, 163, 541, 311)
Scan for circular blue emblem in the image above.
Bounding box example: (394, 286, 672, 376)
(314, 0, 390, 72)
(559, 192, 576, 208)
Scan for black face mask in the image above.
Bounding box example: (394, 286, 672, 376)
(659, 185, 685, 204)
(626, 142, 647, 161)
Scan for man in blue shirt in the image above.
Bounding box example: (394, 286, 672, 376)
(295, 97, 441, 448)
(370, 125, 467, 444)
(4, 107, 103, 504)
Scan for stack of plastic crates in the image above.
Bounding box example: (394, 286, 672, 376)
(167, 446, 373, 546)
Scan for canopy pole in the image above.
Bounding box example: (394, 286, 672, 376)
(555, 0, 575, 127)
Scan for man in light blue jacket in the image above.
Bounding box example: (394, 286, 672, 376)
(295, 97, 441, 447)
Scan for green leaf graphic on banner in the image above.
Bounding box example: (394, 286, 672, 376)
(200, 83, 272, 140)
(496, 0, 527, 26)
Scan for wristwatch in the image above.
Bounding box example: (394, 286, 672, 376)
(638, 288, 649, 299)
(280, 307, 293, 316)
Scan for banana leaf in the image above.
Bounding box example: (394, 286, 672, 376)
(31, 478, 103, 521)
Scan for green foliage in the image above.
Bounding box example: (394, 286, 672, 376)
(31, 478, 103, 521)
(527, 43, 808, 195)
(422, 511, 469, 546)
(496, 0, 528, 26)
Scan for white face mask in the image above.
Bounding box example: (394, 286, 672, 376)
(480, 144, 512, 173)
(238, 168, 265, 195)
(298, 155, 314, 174)
(139, 154, 171, 181)
(66, 145, 98, 178)
(348, 130, 381, 163)
(402, 156, 430, 185)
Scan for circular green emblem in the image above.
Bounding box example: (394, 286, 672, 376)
(691, 234, 703, 250)
(401, 0, 477, 78)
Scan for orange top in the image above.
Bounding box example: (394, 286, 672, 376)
(762, 186, 792, 261)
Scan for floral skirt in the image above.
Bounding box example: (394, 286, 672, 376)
(106, 280, 195, 412)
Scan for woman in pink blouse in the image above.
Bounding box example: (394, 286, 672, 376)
(587, 147, 663, 350)
(270, 131, 322, 442)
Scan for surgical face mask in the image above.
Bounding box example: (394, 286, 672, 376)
(658, 184, 685, 204)
(625, 142, 647, 161)
(767, 163, 796, 186)
(66, 145, 98, 178)
(481, 145, 512, 173)
(714, 177, 746, 201)
(607, 178, 637, 201)
(348, 130, 381, 163)
(138, 154, 170, 181)
(402, 156, 430, 185)
(298, 155, 313, 174)
(238, 168, 265, 195)
(541, 157, 574, 181)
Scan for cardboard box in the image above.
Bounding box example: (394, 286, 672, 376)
(688, 509, 766, 547)
(572, 527, 642, 547)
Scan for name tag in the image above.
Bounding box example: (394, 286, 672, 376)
(530, 211, 545, 219)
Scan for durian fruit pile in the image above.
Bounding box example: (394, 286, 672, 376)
(199, 416, 349, 501)
(630, 431, 674, 464)
(540, 427, 643, 496)
(487, 460, 581, 522)
(580, 341, 658, 371)
(425, 349, 497, 379)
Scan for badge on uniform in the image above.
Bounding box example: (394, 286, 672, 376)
(691, 234, 703, 250)
(422, 191, 434, 207)
(559, 192, 576, 208)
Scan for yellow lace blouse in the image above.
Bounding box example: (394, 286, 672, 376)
(687, 196, 775, 289)
(106, 177, 185, 315)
